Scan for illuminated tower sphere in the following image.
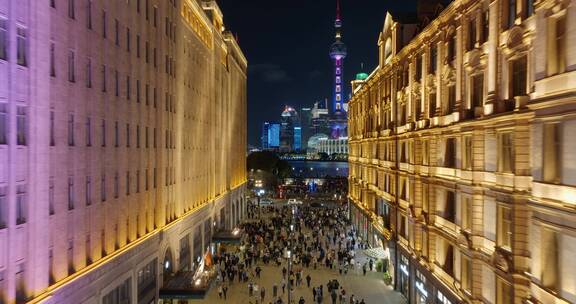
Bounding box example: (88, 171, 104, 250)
(329, 0, 347, 116)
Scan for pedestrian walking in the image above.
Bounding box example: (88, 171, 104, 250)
(223, 285, 228, 300)
(306, 274, 312, 288)
(299, 296, 306, 304)
(362, 264, 367, 276)
(260, 286, 266, 302)
(218, 285, 223, 299)
(273, 283, 278, 297)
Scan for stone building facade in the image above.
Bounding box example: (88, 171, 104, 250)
(348, 0, 576, 303)
(0, 0, 247, 303)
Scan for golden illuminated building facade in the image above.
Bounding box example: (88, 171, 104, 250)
(348, 0, 576, 303)
(0, 0, 247, 303)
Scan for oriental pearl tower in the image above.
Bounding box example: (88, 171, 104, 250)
(329, 0, 348, 139)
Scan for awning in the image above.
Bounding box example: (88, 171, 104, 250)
(159, 271, 210, 299)
(363, 246, 389, 259)
(211, 228, 243, 244)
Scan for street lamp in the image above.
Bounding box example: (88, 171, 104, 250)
(287, 249, 292, 304)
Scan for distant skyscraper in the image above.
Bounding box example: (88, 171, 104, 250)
(329, 0, 347, 116)
(269, 123, 281, 148)
(294, 127, 302, 151)
(327, 0, 348, 142)
(262, 122, 271, 149)
(300, 107, 312, 150)
(280, 106, 300, 152)
(261, 122, 280, 150)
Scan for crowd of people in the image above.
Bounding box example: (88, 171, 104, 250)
(211, 200, 375, 304)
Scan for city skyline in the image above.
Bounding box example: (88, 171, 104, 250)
(218, 0, 419, 145)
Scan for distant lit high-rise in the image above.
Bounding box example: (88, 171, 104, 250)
(261, 122, 280, 150)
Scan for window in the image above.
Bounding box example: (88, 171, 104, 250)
(68, 177, 75, 210)
(507, 0, 517, 29)
(461, 255, 473, 292)
(126, 124, 130, 147)
(67, 239, 74, 274)
(543, 123, 561, 183)
(447, 85, 456, 114)
(498, 132, 515, 173)
(114, 70, 119, 96)
(101, 65, 107, 92)
(145, 169, 149, 190)
(429, 92, 437, 117)
(86, 58, 92, 88)
(68, 50, 75, 82)
(467, 18, 476, 50)
(136, 80, 140, 103)
(548, 16, 566, 75)
(126, 171, 130, 195)
(429, 45, 437, 74)
(50, 43, 56, 77)
(68, 0, 75, 19)
(0, 187, 6, 228)
(525, 0, 534, 17)
(461, 195, 473, 230)
(50, 111, 55, 146)
(511, 56, 527, 97)
(496, 277, 512, 304)
(443, 190, 456, 222)
(87, 0, 92, 29)
(540, 228, 559, 291)
(114, 19, 119, 45)
(0, 103, 6, 145)
(447, 35, 456, 64)
(481, 10, 489, 43)
(497, 205, 512, 249)
(136, 170, 140, 193)
(86, 176, 92, 206)
(68, 114, 75, 146)
(153, 6, 158, 27)
(101, 174, 106, 202)
(17, 27, 27, 66)
(126, 76, 131, 100)
(136, 125, 140, 148)
(145, 127, 149, 148)
(86, 117, 91, 146)
(444, 138, 456, 168)
(422, 140, 429, 165)
(49, 179, 55, 215)
(0, 19, 7, 60)
(415, 55, 422, 81)
(462, 135, 473, 170)
(471, 74, 484, 108)
(136, 35, 140, 58)
(101, 119, 106, 147)
(145, 41, 149, 63)
(102, 10, 107, 38)
(16, 185, 26, 225)
(442, 241, 454, 276)
(114, 121, 119, 147)
(16, 107, 26, 146)
(114, 173, 119, 198)
(126, 28, 130, 52)
(102, 278, 132, 304)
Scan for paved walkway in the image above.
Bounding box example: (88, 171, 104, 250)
(197, 205, 406, 304)
(199, 260, 405, 304)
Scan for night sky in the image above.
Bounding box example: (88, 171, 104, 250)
(218, 0, 417, 146)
